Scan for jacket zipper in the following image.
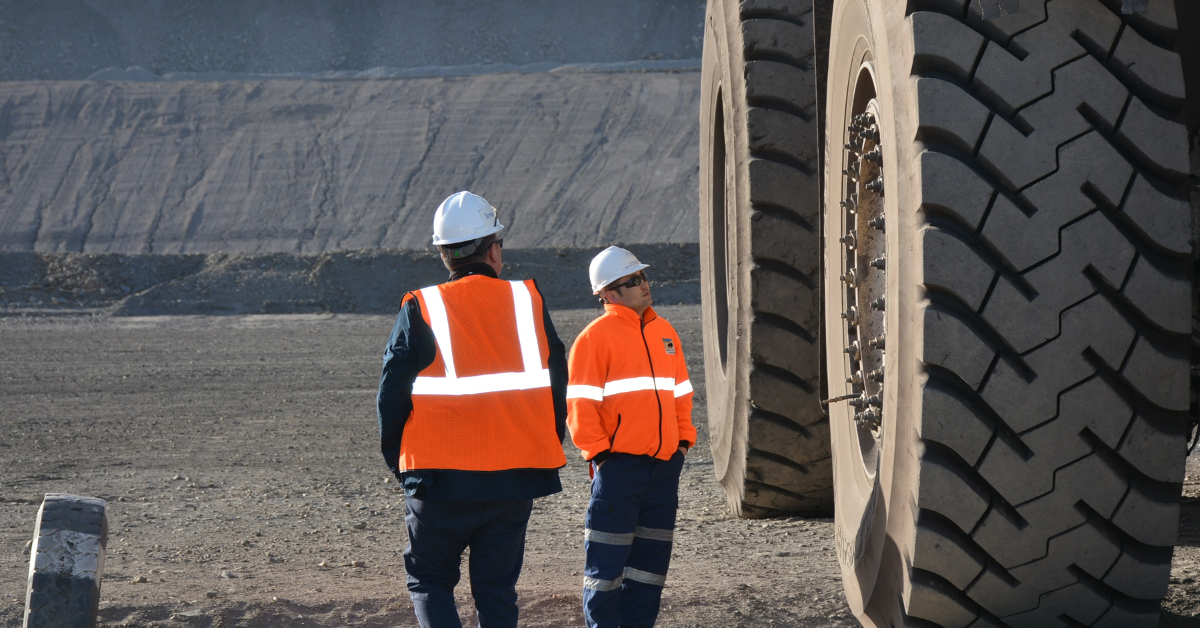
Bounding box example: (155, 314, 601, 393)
(640, 319, 665, 458)
(610, 414, 623, 450)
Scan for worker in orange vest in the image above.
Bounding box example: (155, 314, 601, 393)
(377, 191, 568, 628)
(566, 246, 697, 628)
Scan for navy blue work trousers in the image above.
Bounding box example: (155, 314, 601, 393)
(583, 451, 685, 628)
(403, 497, 533, 628)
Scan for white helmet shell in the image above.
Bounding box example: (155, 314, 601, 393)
(431, 191, 505, 246)
(589, 246, 650, 294)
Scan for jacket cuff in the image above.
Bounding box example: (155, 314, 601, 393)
(678, 440, 691, 450)
(589, 450, 613, 465)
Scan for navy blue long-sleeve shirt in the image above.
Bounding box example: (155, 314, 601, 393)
(376, 263, 568, 502)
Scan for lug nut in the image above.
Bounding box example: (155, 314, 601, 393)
(840, 198, 857, 211)
(839, 231, 856, 248)
(870, 256, 885, 270)
(868, 336, 885, 350)
(841, 306, 858, 325)
(847, 370, 864, 386)
(841, 269, 857, 287)
(865, 177, 885, 194)
(844, 341, 860, 360)
(870, 297, 885, 311)
(863, 148, 882, 163)
(864, 395, 882, 407)
(862, 127, 880, 142)
(855, 408, 880, 428)
(868, 216, 885, 231)
(868, 368, 884, 382)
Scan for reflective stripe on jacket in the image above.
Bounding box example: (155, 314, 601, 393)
(398, 275, 568, 472)
(566, 304, 696, 461)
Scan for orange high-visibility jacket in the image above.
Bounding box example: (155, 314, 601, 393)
(566, 304, 697, 461)
(398, 276, 568, 472)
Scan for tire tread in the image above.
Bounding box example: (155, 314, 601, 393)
(905, 2, 1190, 625)
(704, 0, 829, 517)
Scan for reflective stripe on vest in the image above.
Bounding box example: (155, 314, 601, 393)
(413, 281, 551, 396)
(566, 377, 692, 401)
(399, 277, 566, 472)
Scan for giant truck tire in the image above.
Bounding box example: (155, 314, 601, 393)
(24, 495, 108, 628)
(699, 0, 832, 518)
(824, 0, 1194, 626)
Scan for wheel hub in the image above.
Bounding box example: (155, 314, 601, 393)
(839, 110, 886, 436)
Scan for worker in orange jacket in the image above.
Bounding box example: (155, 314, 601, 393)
(566, 246, 697, 628)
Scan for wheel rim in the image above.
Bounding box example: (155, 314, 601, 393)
(838, 71, 885, 479)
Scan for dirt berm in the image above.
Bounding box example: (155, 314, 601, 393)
(0, 244, 700, 316)
(0, 0, 704, 81)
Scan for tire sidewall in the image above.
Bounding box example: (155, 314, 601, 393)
(700, 0, 754, 503)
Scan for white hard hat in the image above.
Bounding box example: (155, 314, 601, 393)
(431, 191, 505, 246)
(589, 246, 650, 294)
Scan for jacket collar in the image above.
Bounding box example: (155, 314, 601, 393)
(603, 303, 657, 327)
(449, 263, 498, 282)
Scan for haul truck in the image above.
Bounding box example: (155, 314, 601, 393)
(699, 0, 1200, 625)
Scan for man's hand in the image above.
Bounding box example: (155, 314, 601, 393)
(678, 446, 688, 456)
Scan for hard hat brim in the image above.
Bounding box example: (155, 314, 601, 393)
(591, 262, 650, 294)
(431, 222, 505, 247)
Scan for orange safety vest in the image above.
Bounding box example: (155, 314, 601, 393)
(566, 304, 697, 462)
(398, 275, 567, 472)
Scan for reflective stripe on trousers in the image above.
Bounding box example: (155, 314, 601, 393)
(584, 526, 675, 545)
(582, 566, 667, 593)
(413, 281, 550, 395)
(582, 452, 684, 628)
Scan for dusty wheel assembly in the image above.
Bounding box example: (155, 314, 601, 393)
(702, 0, 1195, 625)
(836, 109, 887, 436)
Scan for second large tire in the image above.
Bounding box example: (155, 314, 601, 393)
(699, 0, 832, 517)
(824, 0, 1193, 626)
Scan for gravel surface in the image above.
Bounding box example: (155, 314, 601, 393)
(0, 307, 855, 628)
(0, 308, 1195, 627)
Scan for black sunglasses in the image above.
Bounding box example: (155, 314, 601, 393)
(609, 272, 647, 291)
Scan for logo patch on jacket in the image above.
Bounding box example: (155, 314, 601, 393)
(662, 338, 676, 355)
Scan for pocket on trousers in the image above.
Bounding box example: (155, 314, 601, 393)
(585, 498, 614, 530)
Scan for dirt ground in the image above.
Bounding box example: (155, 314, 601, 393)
(0, 307, 1197, 627)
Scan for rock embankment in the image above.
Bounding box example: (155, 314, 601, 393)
(0, 244, 699, 315)
(0, 70, 699, 255)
